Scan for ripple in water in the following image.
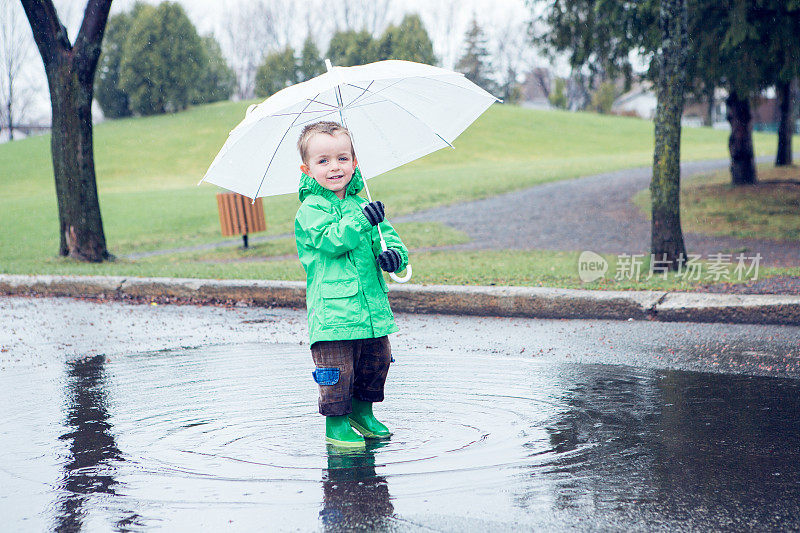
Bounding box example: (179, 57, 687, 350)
(2, 343, 799, 531)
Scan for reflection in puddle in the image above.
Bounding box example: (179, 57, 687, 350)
(1, 344, 798, 531)
(321, 443, 394, 532)
(55, 355, 141, 532)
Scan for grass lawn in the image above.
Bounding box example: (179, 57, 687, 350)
(1, 100, 795, 289)
(634, 164, 800, 241)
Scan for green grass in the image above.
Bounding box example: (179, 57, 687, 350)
(164, 222, 470, 262)
(634, 164, 800, 241)
(1, 100, 794, 289)
(3, 248, 794, 292)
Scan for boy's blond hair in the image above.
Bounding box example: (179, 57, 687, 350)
(297, 121, 354, 164)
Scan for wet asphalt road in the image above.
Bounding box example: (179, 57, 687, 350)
(2, 296, 800, 531)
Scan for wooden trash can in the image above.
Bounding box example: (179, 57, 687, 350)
(216, 193, 266, 248)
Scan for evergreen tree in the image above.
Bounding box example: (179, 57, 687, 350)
(455, 18, 497, 94)
(534, 0, 800, 185)
(375, 14, 436, 64)
(194, 35, 236, 104)
(94, 11, 133, 118)
(254, 47, 297, 97)
(119, 2, 204, 115)
(650, 0, 688, 269)
(326, 30, 378, 67)
(298, 36, 324, 82)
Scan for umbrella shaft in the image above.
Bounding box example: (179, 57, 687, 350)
(329, 75, 387, 249)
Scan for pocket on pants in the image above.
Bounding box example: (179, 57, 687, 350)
(312, 367, 340, 385)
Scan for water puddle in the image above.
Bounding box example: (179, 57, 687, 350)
(2, 344, 799, 531)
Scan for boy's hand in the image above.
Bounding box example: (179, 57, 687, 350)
(378, 248, 402, 272)
(363, 201, 385, 226)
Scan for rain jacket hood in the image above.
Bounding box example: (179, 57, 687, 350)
(294, 168, 408, 344)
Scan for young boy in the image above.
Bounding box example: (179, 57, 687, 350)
(294, 121, 409, 448)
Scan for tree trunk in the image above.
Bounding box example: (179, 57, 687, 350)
(5, 99, 12, 140)
(650, 0, 687, 270)
(21, 0, 112, 262)
(704, 84, 714, 127)
(726, 91, 757, 185)
(46, 55, 109, 261)
(776, 80, 792, 166)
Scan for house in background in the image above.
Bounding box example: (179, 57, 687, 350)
(611, 81, 657, 120)
(612, 84, 796, 132)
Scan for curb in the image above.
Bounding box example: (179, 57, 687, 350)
(0, 274, 799, 326)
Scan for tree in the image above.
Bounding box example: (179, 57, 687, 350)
(493, 15, 533, 105)
(455, 18, 497, 95)
(255, 47, 297, 98)
(590, 82, 616, 114)
(94, 10, 134, 118)
(651, 0, 688, 269)
(119, 2, 204, 115)
(298, 36, 324, 82)
(0, 0, 34, 140)
(21, 0, 112, 262)
(531, 0, 658, 89)
(763, 1, 800, 167)
(686, 1, 767, 185)
(374, 14, 436, 64)
(326, 30, 378, 67)
(329, 0, 392, 35)
(193, 35, 236, 105)
(775, 81, 794, 166)
(549, 77, 568, 108)
(220, 0, 294, 99)
(531, 0, 796, 185)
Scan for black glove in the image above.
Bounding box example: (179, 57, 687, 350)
(378, 248, 402, 272)
(362, 201, 385, 226)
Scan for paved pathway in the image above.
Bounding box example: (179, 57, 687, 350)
(128, 157, 799, 271)
(396, 157, 800, 268)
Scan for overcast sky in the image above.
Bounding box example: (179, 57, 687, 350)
(11, 0, 548, 123)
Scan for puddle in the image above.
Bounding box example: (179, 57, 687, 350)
(2, 344, 799, 531)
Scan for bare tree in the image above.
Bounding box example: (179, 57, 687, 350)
(530, 67, 552, 99)
(0, 0, 34, 140)
(220, 0, 291, 100)
(422, 0, 463, 69)
(491, 14, 534, 101)
(330, 0, 392, 34)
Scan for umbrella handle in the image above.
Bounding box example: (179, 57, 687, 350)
(380, 238, 413, 283)
(390, 264, 413, 283)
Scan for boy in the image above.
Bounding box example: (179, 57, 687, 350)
(294, 121, 408, 448)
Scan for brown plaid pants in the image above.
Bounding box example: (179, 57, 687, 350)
(310, 336, 392, 416)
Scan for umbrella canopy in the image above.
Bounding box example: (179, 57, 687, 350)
(201, 60, 498, 199)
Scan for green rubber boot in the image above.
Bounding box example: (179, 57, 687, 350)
(348, 398, 391, 439)
(325, 415, 365, 448)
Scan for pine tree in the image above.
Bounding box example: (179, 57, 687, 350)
(254, 47, 297, 97)
(298, 36, 324, 82)
(455, 18, 497, 94)
(375, 14, 436, 64)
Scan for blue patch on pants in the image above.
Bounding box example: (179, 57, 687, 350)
(312, 367, 340, 385)
(391, 355, 395, 363)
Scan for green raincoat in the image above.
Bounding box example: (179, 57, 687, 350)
(295, 168, 409, 345)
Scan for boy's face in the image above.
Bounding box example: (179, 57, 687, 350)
(300, 132, 356, 199)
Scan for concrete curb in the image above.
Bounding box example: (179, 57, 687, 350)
(0, 274, 798, 326)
